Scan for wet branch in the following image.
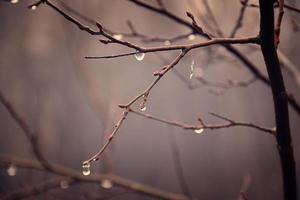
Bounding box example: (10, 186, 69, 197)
(129, 109, 275, 135)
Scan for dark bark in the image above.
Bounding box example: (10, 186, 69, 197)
(258, 1, 297, 199)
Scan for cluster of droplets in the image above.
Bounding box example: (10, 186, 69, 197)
(134, 51, 145, 61)
(7, 164, 17, 176)
(139, 94, 148, 112)
(100, 179, 113, 189)
(82, 162, 91, 176)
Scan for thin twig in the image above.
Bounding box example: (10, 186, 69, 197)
(82, 109, 129, 166)
(230, 0, 249, 37)
(129, 109, 276, 135)
(275, 0, 285, 47)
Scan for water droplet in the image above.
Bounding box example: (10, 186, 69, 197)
(188, 34, 195, 41)
(10, 0, 18, 4)
(60, 180, 69, 189)
(189, 59, 195, 79)
(113, 34, 123, 40)
(30, 5, 37, 10)
(140, 105, 146, 112)
(7, 164, 17, 176)
(101, 179, 113, 189)
(82, 162, 91, 176)
(164, 40, 171, 45)
(194, 128, 204, 134)
(135, 51, 145, 61)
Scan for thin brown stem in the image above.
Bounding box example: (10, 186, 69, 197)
(129, 109, 275, 135)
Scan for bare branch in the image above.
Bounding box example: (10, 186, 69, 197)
(244, 1, 300, 14)
(82, 109, 129, 166)
(278, 50, 300, 88)
(1, 178, 74, 200)
(275, 0, 285, 47)
(186, 11, 212, 39)
(230, 0, 249, 37)
(0, 154, 190, 200)
(0, 90, 54, 172)
(129, 109, 276, 135)
(127, 0, 300, 115)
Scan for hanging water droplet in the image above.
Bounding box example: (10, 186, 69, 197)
(189, 59, 195, 79)
(82, 162, 91, 176)
(101, 179, 113, 189)
(30, 5, 37, 10)
(164, 40, 171, 46)
(188, 34, 195, 41)
(7, 164, 17, 176)
(140, 95, 147, 112)
(60, 180, 69, 189)
(113, 34, 123, 40)
(194, 128, 204, 134)
(140, 105, 147, 112)
(10, 0, 19, 4)
(134, 51, 145, 61)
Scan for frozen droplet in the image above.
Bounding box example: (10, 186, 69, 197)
(60, 180, 69, 189)
(135, 52, 145, 61)
(164, 40, 171, 46)
(10, 0, 18, 4)
(82, 162, 91, 176)
(7, 164, 17, 176)
(189, 59, 195, 79)
(194, 128, 204, 134)
(30, 5, 37, 10)
(101, 179, 113, 189)
(188, 34, 195, 41)
(113, 34, 123, 40)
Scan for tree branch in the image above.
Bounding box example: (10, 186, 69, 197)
(127, 0, 300, 116)
(0, 154, 190, 200)
(259, 1, 297, 199)
(129, 109, 276, 135)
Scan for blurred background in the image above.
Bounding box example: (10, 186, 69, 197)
(0, 0, 300, 199)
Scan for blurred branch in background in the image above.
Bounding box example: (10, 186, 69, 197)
(0, 90, 190, 200)
(0, 154, 190, 200)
